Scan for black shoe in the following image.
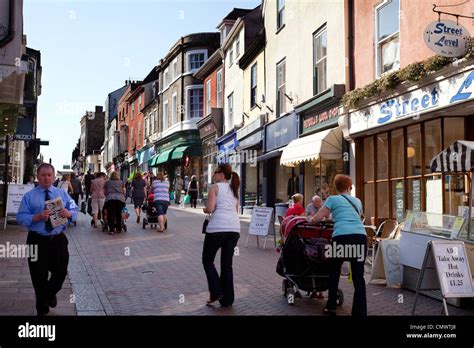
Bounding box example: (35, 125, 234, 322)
(137, 216, 140, 223)
(219, 299, 233, 307)
(323, 307, 336, 315)
(37, 305, 49, 316)
(49, 295, 57, 308)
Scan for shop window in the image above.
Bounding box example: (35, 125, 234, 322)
(407, 178, 422, 212)
(407, 124, 422, 176)
(245, 164, 258, 206)
(390, 128, 404, 178)
(364, 184, 375, 223)
(425, 176, 443, 214)
(377, 182, 389, 220)
(375, 0, 400, 76)
(424, 119, 442, 174)
(444, 174, 466, 216)
(377, 133, 388, 180)
(443, 117, 464, 147)
(363, 136, 374, 181)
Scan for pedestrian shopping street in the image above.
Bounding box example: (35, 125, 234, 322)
(1, 203, 473, 316)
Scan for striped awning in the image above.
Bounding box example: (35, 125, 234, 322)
(430, 140, 474, 173)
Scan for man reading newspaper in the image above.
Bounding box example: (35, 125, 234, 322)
(17, 163, 78, 316)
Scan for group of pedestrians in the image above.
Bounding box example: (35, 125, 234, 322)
(172, 174, 199, 208)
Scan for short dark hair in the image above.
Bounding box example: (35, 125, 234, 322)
(36, 163, 55, 175)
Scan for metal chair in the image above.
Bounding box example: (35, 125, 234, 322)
(371, 219, 399, 268)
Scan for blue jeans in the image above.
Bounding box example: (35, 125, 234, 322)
(154, 200, 169, 216)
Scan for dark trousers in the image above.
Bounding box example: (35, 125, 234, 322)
(71, 193, 80, 205)
(26, 232, 69, 314)
(105, 200, 125, 232)
(327, 234, 367, 316)
(202, 232, 240, 306)
(189, 191, 198, 208)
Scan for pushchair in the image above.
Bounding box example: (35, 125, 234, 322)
(276, 215, 344, 306)
(142, 192, 159, 229)
(101, 202, 128, 233)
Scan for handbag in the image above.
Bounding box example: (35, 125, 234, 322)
(202, 215, 210, 234)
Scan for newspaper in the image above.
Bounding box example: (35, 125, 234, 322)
(45, 197, 68, 228)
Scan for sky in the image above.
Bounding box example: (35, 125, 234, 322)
(23, 0, 261, 171)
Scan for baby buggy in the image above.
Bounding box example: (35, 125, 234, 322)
(101, 203, 128, 233)
(276, 215, 344, 306)
(142, 192, 159, 229)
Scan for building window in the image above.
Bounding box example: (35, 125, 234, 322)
(164, 68, 169, 88)
(172, 93, 177, 125)
(131, 102, 135, 120)
(138, 121, 141, 146)
(144, 117, 148, 137)
(227, 93, 234, 131)
(217, 69, 223, 108)
(140, 94, 143, 110)
(277, 0, 285, 30)
(250, 63, 257, 108)
(187, 50, 207, 72)
(313, 26, 327, 95)
(187, 86, 204, 118)
(153, 110, 157, 133)
(276, 59, 286, 117)
(206, 79, 211, 115)
(172, 58, 178, 80)
(131, 126, 134, 144)
(229, 48, 234, 67)
(163, 101, 169, 130)
(376, 0, 400, 76)
(236, 38, 240, 58)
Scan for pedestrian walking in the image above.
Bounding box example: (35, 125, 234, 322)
(70, 173, 83, 206)
(183, 175, 189, 195)
(173, 174, 184, 205)
(187, 175, 199, 208)
(202, 163, 240, 308)
(90, 172, 106, 228)
(309, 174, 367, 316)
(57, 174, 73, 195)
(152, 172, 169, 232)
(83, 170, 95, 201)
(17, 163, 78, 316)
(131, 172, 147, 223)
(104, 171, 126, 235)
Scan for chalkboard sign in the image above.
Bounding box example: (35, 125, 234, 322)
(395, 182, 404, 221)
(412, 240, 474, 315)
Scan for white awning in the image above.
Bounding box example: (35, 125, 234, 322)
(280, 127, 343, 167)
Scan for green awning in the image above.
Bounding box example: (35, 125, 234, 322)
(155, 148, 174, 165)
(171, 146, 189, 160)
(149, 153, 160, 167)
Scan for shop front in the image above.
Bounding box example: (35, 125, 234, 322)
(197, 109, 223, 200)
(216, 130, 240, 201)
(281, 85, 346, 204)
(345, 63, 474, 226)
(259, 112, 299, 208)
(137, 146, 156, 173)
(150, 131, 202, 192)
(236, 115, 265, 211)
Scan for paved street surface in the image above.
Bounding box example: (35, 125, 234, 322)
(1, 203, 474, 316)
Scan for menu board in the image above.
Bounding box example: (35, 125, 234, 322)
(412, 180, 421, 212)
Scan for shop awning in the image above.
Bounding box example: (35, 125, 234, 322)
(257, 149, 283, 162)
(171, 146, 189, 160)
(149, 153, 160, 167)
(430, 140, 474, 173)
(154, 148, 174, 166)
(280, 127, 342, 167)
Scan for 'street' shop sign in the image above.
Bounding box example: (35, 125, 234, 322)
(424, 19, 470, 58)
(349, 68, 474, 134)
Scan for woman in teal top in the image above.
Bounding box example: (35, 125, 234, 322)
(309, 174, 367, 316)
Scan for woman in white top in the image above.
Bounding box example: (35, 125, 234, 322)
(58, 174, 73, 195)
(202, 163, 240, 307)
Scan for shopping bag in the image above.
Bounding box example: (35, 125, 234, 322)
(185, 195, 190, 204)
(170, 191, 175, 201)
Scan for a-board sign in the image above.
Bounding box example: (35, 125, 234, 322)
(7, 184, 34, 216)
(431, 240, 473, 298)
(370, 239, 401, 288)
(249, 207, 274, 236)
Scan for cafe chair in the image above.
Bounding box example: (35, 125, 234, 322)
(371, 219, 399, 268)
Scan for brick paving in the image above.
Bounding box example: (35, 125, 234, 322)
(1, 203, 474, 316)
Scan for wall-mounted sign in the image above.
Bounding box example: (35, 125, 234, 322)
(302, 106, 340, 134)
(424, 19, 470, 58)
(349, 68, 474, 134)
(265, 112, 298, 152)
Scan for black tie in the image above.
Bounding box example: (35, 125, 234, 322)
(44, 190, 54, 232)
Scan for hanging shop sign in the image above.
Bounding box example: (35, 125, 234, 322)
(349, 67, 474, 134)
(424, 19, 470, 58)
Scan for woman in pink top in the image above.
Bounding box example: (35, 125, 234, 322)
(90, 172, 106, 228)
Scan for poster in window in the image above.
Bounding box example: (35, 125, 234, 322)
(412, 179, 421, 212)
(395, 182, 404, 222)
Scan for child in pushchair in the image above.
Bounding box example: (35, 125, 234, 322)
(276, 216, 344, 306)
(141, 191, 159, 229)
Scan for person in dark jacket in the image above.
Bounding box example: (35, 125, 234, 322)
(70, 173, 83, 206)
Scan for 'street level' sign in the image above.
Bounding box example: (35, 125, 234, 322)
(424, 19, 470, 58)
